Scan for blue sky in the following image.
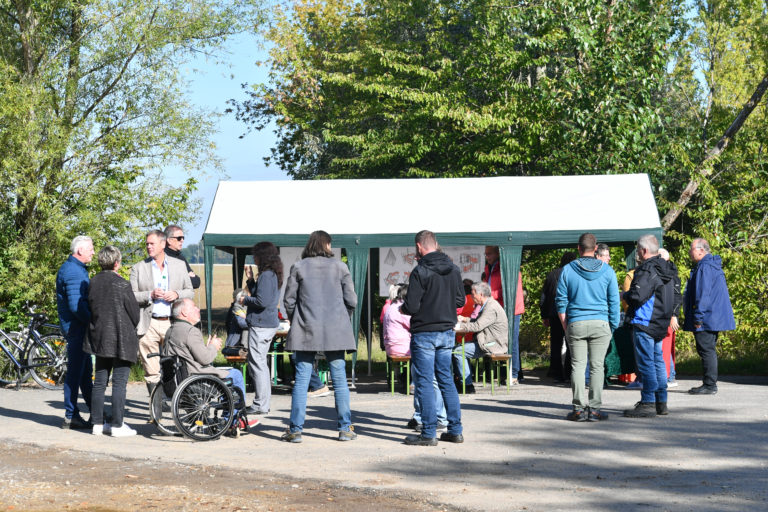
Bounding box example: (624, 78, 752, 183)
(167, 33, 288, 244)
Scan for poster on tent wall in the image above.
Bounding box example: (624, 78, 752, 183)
(378, 246, 484, 296)
(275, 247, 342, 313)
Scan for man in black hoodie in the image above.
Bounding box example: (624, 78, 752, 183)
(401, 230, 466, 445)
(623, 234, 681, 418)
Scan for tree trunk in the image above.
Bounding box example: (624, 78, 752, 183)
(661, 73, 768, 230)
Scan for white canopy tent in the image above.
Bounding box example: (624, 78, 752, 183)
(202, 174, 662, 375)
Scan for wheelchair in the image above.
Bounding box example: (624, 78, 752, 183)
(147, 353, 251, 441)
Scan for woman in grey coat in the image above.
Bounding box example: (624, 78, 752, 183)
(85, 246, 140, 437)
(281, 230, 357, 443)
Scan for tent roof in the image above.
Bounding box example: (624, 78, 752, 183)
(203, 175, 661, 248)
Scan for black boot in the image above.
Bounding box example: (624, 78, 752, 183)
(624, 402, 657, 418)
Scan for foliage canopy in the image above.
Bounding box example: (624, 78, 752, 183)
(233, 0, 768, 358)
(0, 0, 263, 323)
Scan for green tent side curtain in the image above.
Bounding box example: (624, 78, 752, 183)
(344, 246, 369, 369)
(499, 245, 523, 357)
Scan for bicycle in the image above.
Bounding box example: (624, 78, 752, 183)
(0, 304, 67, 390)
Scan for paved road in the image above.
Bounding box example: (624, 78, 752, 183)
(1, 373, 767, 511)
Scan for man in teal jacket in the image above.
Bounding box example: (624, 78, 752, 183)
(556, 233, 620, 422)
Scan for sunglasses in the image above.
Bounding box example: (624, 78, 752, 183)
(170, 236, 185, 241)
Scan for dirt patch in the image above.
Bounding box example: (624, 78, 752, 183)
(0, 441, 458, 512)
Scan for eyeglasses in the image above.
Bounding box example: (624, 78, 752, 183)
(170, 236, 184, 241)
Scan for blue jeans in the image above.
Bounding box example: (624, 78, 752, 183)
(288, 353, 325, 390)
(633, 329, 668, 403)
(410, 330, 462, 438)
(289, 351, 351, 433)
(64, 334, 93, 419)
(511, 314, 522, 379)
(412, 375, 447, 424)
(453, 341, 480, 386)
(226, 369, 246, 407)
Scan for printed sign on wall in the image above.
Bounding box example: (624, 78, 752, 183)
(378, 246, 484, 296)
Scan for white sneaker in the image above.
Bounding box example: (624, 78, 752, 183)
(92, 423, 112, 436)
(667, 380, 679, 388)
(110, 423, 137, 437)
(307, 385, 331, 398)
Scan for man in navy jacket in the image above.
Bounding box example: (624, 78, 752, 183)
(56, 235, 95, 429)
(683, 238, 735, 395)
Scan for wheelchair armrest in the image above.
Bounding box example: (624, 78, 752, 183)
(147, 352, 161, 358)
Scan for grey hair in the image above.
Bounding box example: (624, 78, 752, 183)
(70, 235, 93, 254)
(144, 229, 168, 242)
(97, 245, 121, 271)
(692, 238, 711, 253)
(637, 234, 659, 254)
(164, 225, 182, 238)
(171, 298, 192, 319)
(388, 284, 400, 302)
(596, 243, 610, 256)
(471, 281, 492, 298)
(146, 229, 166, 242)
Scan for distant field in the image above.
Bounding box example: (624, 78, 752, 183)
(190, 264, 242, 332)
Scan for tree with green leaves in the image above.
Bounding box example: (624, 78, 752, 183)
(233, 0, 681, 180)
(235, 0, 768, 359)
(0, 0, 263, 321)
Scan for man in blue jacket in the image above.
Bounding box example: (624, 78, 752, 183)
(623, 235, 680, 417)
(56, 235, 95, 429)
(684, 238, 735, 395)
(556, 233, 620, 422)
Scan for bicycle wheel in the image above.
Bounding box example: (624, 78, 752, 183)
(172, 375, 234, 442)
(1, 332, 28, 385)
(149, 384, 180, 436)
(27, 334, 67, 390)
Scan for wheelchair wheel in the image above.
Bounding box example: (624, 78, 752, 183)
(172, 374, 235, 441)
(149, 384, 180, 436)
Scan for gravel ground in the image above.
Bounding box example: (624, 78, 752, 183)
(0, 441, 456, 511)
(1, 372, 767, 511)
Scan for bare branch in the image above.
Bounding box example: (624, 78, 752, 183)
(661, 73, 768, 230)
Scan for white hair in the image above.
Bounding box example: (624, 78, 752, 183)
(471, 281, 492, 298)
(70, 235, 93, 254)
(388, 284, 400, 301)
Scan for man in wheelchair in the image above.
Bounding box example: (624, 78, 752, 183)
(164, 298, 258, 432)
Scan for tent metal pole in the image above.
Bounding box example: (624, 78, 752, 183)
(234, 247, 239, 288)
(367, 251, 372, 376)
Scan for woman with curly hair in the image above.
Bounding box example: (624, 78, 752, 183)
(241, 241, 283, 415)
